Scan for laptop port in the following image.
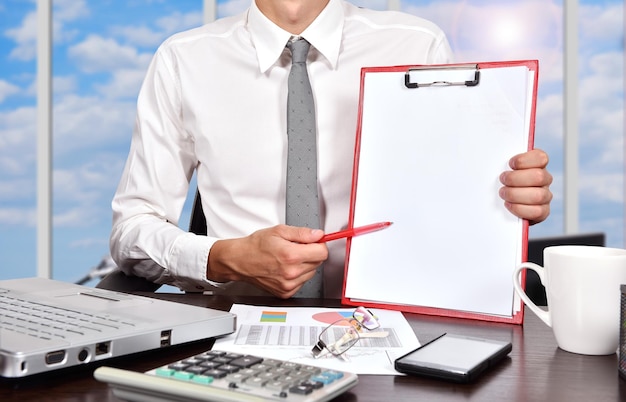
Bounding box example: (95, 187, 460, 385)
(160, 330, 172, 347)
(45, 350, 66, 365)
(78, 348, 90, 362)
(95, 341, 111, 356)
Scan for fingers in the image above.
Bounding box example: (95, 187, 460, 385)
(508, 148, 550, 170)
(267, 266, 320, 299)
(500, 149, 553, 225)
(500, 167, 552, 189)
(502, 201, 550, 226)
(499, 185, 552, 224)
(207, 225, 328, 299)
(276, 224, 325, 244)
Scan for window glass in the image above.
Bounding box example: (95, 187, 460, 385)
(403, 0, 622, 247)
(0, 1, 38, 279)
(50, 0, 203, 284)
(1, 0, 622, 284)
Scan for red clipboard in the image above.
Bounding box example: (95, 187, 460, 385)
(340, 61, 538, 324)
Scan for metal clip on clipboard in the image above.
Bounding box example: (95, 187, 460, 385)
(404, 64, 480, 89)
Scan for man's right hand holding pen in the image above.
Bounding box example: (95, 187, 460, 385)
(206, 222, 393, 299)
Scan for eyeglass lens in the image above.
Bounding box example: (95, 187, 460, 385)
(352, 306, 380, 330)
(319, 319, 360, 356)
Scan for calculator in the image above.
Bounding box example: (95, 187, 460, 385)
(94, 350, 358, 402)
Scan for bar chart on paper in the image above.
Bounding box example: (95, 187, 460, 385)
(232, 309, 401, 347)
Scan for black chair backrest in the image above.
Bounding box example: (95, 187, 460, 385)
(525, 232, 606, 306)
(189, 189, 207, 235)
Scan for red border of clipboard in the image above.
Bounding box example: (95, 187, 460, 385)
(341, 60, 539, 324)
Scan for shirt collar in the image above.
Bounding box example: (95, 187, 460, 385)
(248, 0, 344, 73)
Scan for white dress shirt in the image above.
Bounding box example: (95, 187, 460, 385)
(110, 0, 453, 297)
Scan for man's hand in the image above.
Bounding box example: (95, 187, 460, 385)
(207, 225, 327, 298)
(499, 149, 553, 225)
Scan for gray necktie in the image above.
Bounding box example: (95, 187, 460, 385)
(285, 39, 323, 298)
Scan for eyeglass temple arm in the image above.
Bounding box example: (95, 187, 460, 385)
(311, 339, 328, 358)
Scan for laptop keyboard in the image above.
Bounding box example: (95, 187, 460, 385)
(95, 349, 358, 401)
(0, 293, 135, 340)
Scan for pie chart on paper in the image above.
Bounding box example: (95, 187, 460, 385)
(312, 311, 353, 326)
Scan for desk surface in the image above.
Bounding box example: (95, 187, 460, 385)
(1, 294, 624, 402)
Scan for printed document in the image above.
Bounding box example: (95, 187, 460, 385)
(213, 304, 420, 375)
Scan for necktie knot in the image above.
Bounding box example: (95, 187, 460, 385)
(287, 39, 310, 64)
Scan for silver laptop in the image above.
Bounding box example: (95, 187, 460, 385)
(0, 277, 236, 378)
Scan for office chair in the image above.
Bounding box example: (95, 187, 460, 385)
(96, 190, 206, 292)
(525, 232, 606, 306)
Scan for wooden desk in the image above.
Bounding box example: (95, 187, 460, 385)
(1, 294, 624, 401)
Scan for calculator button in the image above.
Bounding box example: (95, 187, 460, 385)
(289, 384, 314, 395)
(265, 380, 292, 391)
(301, 380, 324, 390)
(173, 371, 194, 381)
(229, 355, 264, 368)
(212, 357, 234, 364)
(185, 366, 208, 375)
(155, 367, 175, 377)
(167, 362, 189, 371)
(217, 364, 240, 374)
(202, 369, 228, 379)
(125, 350, 358, 402)
(191, 375, 213, 385)
(246, 376, 268, 387)
(199, 361, 222, 370)
(225, 372, 249, 383)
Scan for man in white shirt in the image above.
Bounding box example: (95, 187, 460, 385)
(109, 0, 553, 298)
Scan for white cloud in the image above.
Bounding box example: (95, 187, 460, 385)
(0, 178, 35, 202)
(69, 237, 110, 249)
(0, 207, 36, 226)
(0, 80, 21, 103)
(218, 0, 251, 18)
(53, 0, 89, 22)
(579, 3, 623, 45)
(53, 207, 98, 227)
(52, 156, 125, 228)
(6, 11, 37, 61)
(53, 75, 78, 94)
(55, 166, 108, 204)
(155, 11, 203, 36)
(535, 93, 563, 142)
(580, 173, 623, 204)
(0, 106, 37, 176)
(95, 68, 147, 99)
(53, 93, 136, 154)
(111, 25, 166, 48)
(578, 51, 624, 172)
(108, 11, 202, 49)
(68, 34, 153, 74)
(4, 0, 90, 62)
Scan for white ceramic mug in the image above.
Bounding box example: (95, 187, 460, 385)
(512, 245, 626, 355)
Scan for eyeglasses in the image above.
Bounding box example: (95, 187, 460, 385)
(311, 306, 387, 359)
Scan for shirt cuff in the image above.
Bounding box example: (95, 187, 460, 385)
(168, 232, 230, 292)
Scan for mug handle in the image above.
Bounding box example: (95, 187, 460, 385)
(512, 262, 551, 327)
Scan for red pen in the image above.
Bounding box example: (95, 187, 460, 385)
(318, 221, 393, 243)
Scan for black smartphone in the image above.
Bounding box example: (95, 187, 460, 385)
(394, 333, 512, 383)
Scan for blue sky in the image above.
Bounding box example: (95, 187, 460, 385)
(0, 0, 623, 285)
